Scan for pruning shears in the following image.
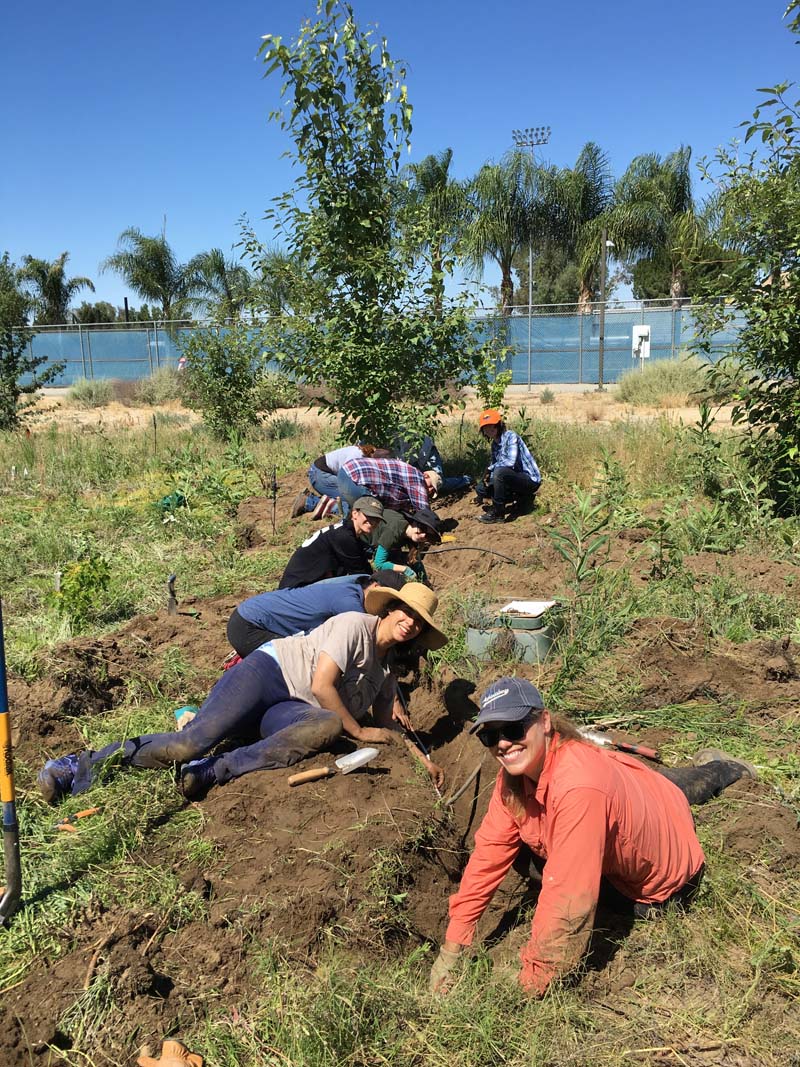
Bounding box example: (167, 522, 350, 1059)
(55, 807, 101, 833)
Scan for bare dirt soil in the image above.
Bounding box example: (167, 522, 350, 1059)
(4, 469, 799, 1067)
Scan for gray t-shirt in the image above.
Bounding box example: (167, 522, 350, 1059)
(269, 611, 394, 721)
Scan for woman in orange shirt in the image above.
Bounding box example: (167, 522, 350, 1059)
(431, 677, 755, 996)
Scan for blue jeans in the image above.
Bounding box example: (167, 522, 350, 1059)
(479, 467, 539, 512)
(303, 464, 342, 513)
(74, 652, 343, 792)
(441, 474, 472, 495)
(336, 467, 365, 517)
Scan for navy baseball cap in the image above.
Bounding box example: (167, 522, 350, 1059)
(469, 677, 545, 733)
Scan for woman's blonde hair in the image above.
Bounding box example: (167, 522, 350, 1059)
(500, 713, 586, 821)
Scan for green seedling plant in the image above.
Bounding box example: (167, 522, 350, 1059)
(547, 486, 611, 593)
(53, 552, 111, 629)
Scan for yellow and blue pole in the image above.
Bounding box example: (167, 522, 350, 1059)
(0, 599, 22, 926)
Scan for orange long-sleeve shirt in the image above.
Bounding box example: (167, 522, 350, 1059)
(446, 737, 705, 995)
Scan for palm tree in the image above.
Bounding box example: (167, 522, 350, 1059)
(102, 227, 190, 321)
(19, 252, 95, 325)
(614, 146, 703, 307)
(400, 148, 466, 316)
(544, 143, 616, 311)
(462, 150, 540, 315)
(185, 248, 252, 322)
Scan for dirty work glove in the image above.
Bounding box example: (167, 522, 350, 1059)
(429, 944, 463, 994)
(137, 1040, 204, 1067)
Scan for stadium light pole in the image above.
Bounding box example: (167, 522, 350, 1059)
(512, 125, 551, 389)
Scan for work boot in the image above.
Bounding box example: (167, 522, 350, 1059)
(692, 748, 758, 779)
(38, 753, 80, 804)
(290, 491, 307, 518)
(180, 757, 219, 800)
(478, 509, 505, 525)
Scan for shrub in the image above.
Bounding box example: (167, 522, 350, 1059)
(66, 377, 114, 408)
(616, 356, 710, 406)
(134, 366, 184, 406)
(179, 325, 275, 440)
(254, 370, 300, 411)
(540, 388, 555, 405)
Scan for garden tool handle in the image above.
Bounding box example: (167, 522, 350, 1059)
(616, 740, 660, 761)
(288, 767, 335, 786)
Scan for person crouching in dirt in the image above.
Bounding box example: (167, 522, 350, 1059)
(429, 676, 756, 997)
(227, 571, 407, 658)
(291, 444, 394, 520)
(370, 506, 442, 585)
(337, 455, 441, 518)
(37, 584, 448, 805)
(475, 409, 541, 524)
(278, 495, 384, 590)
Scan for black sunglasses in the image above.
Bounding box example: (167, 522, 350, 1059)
(476, 716, 535, 748)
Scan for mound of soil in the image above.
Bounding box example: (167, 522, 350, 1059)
(6, 482, 800, 1066)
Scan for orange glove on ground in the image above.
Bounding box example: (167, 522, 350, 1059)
(137, 1040, 203, 1067)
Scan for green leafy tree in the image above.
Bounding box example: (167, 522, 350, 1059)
(512, 243, 581, 307)
(694, 3, 800, 515)
(72, 300, 119, 324)
(185, 248, 252, 322)
(255, 1, 481, 443)
(102, 227, 192, 321)
(19, 252, 95, 324)
(179, 324, 273, 439)
(0, 253, 65, 429)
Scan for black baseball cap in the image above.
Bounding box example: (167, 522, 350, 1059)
(469, 676, 545, 733)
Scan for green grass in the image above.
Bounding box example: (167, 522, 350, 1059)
(616, 355, 712, 407)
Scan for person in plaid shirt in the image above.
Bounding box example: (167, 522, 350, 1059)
(338, 456, 441, 515)
(475, 408, 541, 524)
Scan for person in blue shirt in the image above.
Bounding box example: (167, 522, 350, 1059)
(475, 408, 541, 524)
(227, 572, 407, 658)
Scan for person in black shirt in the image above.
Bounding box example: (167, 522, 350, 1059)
(278, 496, 384, 589)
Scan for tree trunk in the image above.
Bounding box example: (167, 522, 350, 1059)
(577, 279, 594, 314)
(500, 266, 514, 316)
(670, 267, 687, 310)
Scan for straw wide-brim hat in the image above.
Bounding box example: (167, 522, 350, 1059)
(364, 583, 448, 650)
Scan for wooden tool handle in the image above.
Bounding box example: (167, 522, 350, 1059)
(617, 741, 660, 761)
(288, 766, 334, 786)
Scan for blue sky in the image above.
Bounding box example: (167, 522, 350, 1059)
(1, 0, 796, 311)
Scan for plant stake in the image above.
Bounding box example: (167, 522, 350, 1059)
(0, 599, 22, 926)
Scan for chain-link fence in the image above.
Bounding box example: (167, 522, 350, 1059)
(20, 302, 743, 388)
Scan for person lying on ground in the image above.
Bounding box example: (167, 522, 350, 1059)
(429, 676, 756, 997)
(475, 409, 541, 525)
(337, 456, 441, 518)
(38, 584, 449, 805)
(291, 444, 394, 520)
(278, 496, 384, 590)
(393, 433, 473, 497)
(228, 571, 407, 658)
(370, 506, 441, 584)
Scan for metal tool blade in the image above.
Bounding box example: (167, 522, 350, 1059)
(334, 747, 379, 774)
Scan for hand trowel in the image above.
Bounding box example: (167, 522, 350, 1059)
(287, 747, 379, 787)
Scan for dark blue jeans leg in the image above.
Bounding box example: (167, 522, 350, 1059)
(82, 655, 292, 775)
(441, 474, 472, 494)
(307, 465, 341, 512)
(492, 467, 538, 512)
(336, 469, 363, 517)
(213, 702, 343, 782)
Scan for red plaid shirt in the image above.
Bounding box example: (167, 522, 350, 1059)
(342, 457, 429, 512)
